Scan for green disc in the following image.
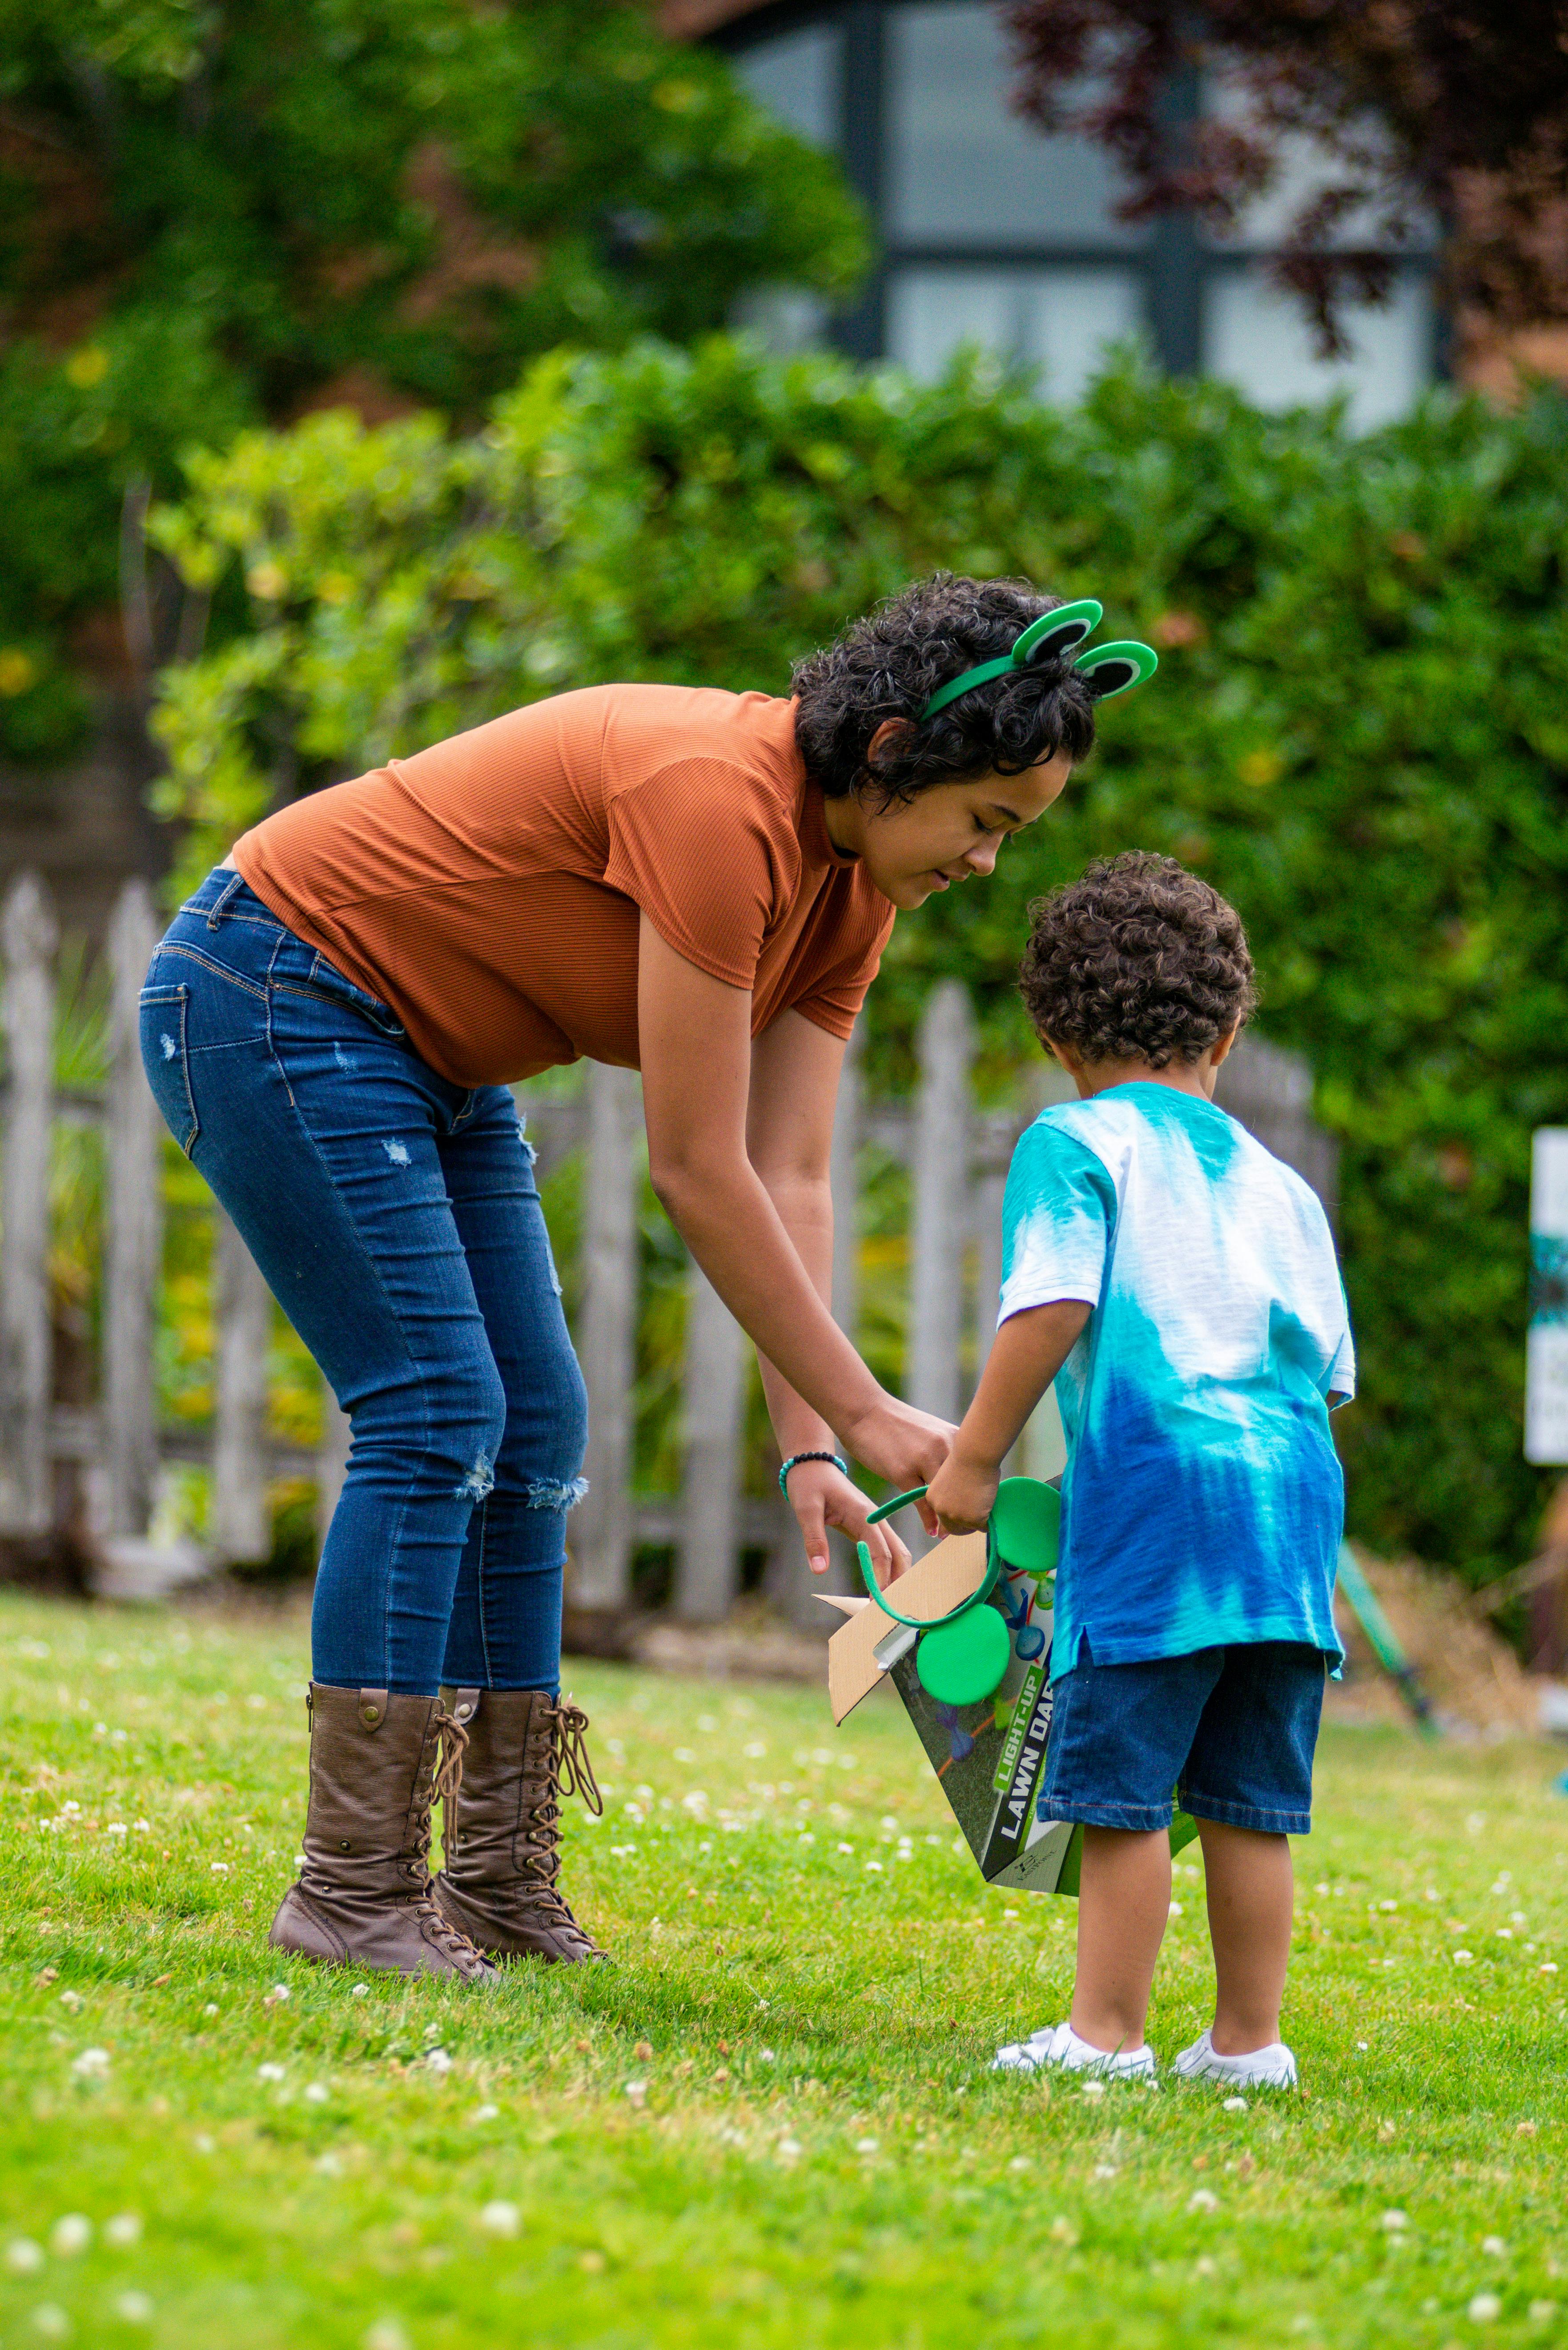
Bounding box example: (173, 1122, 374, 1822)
(1072, 640, 1158, 701)
(916, 1605, 1011, 1707)
(989, 1475, 1060, 1575)
(1011, 598, 1102, 669)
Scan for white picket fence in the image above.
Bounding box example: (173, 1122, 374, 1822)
(0, 871, 1335, 1621)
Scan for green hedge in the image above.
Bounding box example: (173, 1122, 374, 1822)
(151, 337, 1568, 1584)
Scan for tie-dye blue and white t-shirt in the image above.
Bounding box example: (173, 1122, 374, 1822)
(998, 1083, 1354, 1679)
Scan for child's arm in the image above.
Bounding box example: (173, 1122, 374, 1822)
(924, 1299, 1090, 1535)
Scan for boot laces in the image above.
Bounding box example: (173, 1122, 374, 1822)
(407, 1704, 471, 1892)
(516, 1698, 601, 1930)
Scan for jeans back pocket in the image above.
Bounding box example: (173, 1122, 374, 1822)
(139, 984, 200, 1157)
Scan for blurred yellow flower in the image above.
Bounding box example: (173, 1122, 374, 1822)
(0, 648, 38, 697)
(245, 563, 288, 601)
(65, 345, 110, 390)
(1238, 749, 1284, 789)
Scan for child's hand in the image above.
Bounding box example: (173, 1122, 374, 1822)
(924, 1450, 1001, 1537)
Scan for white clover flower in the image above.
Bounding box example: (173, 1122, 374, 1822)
(30, 2304, 69, 2339)
(623, 2080, 647, 2108)
(424, 2049, 452, 2076)
(58, 1991, 82, 2014)
(775, 2137, 802, 2162)
(471, 2105, 500, 2123)
(351, 1984, 369, 1998)
(1453, 1950, 1474, 1967)
(304, 2083, 330, 2105)
(864, 1860, 884, 1873)
(49, 2216, 90, 2257)
(1382, 2210, 1409, 2233)
(265, 1983, 290, 2004)
(103, 2214, 141, 2246)
(69, 2050, 109, 2082)
(1188, 2189, 1219, 2213)
(256, 2063, 285, 2083)
(364, 2322, 411, 2350)
(1482, 2236, 1508, 2256)
(854, 2138, 879, 2154)
(1468, 2292, 1502, 2322)
(202, 2004, 218, 2018)
(5, 2240, 44, 2274)
(1222, 2096, 1248, 2113)
(209, 1862, 229, 1875)
(478, 2201, 519, 2237)
(105, 1824, 128, 1839)
(115, 2293, 153, 2324)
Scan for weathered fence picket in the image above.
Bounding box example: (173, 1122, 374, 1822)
(211, 1209, 272, 1562)
(674, 1266, 749, 1623)
(571, 1061, 643, 1612)
(103, 881, 162, 1537)
(0, 875, 56, 1537)
(0, 883, 1335, 1609)
(908, 981, 973, 1422)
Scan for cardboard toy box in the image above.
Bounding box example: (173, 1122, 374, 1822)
(824, 1529, 1197, 1894)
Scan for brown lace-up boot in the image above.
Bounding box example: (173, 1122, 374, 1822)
(431, 1688, 607, 1963)
(269, 1683, 496, 1980)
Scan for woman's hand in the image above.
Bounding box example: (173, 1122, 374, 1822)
(840, 1394, 956, 1532)
(784, 1459, 913, 1587)
(924, 1447, 1001, 1537)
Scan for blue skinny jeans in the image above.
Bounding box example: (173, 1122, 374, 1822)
(138, 869, 588, 1696)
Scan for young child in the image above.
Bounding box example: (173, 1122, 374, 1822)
(924, 851, 1353, 2087)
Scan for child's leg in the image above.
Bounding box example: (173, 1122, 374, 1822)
(1197, 1818, 1294, 2054)
(1070, 1825, 1171, 2052)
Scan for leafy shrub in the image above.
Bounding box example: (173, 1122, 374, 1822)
(0, 0, 866, 759)
(150, 337, 1568, 1583)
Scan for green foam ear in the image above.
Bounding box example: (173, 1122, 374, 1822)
(989, 1476, 1060, 1575)
(1011, 599, 1102, 669)
(916, 1606, 1011, 1707)
(1073, 640, 1158, 701)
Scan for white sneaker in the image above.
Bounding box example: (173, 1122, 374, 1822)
(992, 2021, 1157, 2081)
(1173, 2026, 1297, 2088)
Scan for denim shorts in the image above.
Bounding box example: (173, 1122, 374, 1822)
(1037, 1638, 1329, 1836)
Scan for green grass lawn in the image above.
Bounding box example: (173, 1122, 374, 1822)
(3, 1592, 1567, 2350)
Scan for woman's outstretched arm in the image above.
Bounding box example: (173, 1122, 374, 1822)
(637, 916, 951, 1531)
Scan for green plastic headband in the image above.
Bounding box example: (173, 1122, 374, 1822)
(919, 596, 1158, 722)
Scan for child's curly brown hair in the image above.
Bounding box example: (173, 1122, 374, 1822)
(1019, 852, 1258, 1069)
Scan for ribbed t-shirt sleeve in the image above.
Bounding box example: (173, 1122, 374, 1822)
(997, 1120, 1115, 1326)
(603, 759, 790, 989)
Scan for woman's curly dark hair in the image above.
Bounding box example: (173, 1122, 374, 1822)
(1020, 852, 1258, 1069)
(791, 573, 1096, 803)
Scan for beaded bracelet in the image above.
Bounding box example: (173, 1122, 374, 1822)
(777, 1450, 848, 1498)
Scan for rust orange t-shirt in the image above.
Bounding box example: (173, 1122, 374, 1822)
(232, 683, 895, 1089)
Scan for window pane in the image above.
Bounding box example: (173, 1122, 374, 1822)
(887, 267, 1144, 402)
(1203, 268, 1433, 430)
(731, 26, 842, 152)
(887, 3, 1145, 247)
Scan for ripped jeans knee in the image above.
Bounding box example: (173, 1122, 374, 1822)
(521, 1473, 589, 1513)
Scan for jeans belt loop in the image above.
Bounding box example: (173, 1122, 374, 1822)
(207, 872, 246, 931)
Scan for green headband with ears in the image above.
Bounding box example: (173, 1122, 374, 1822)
(919, 597, 1158, 723)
